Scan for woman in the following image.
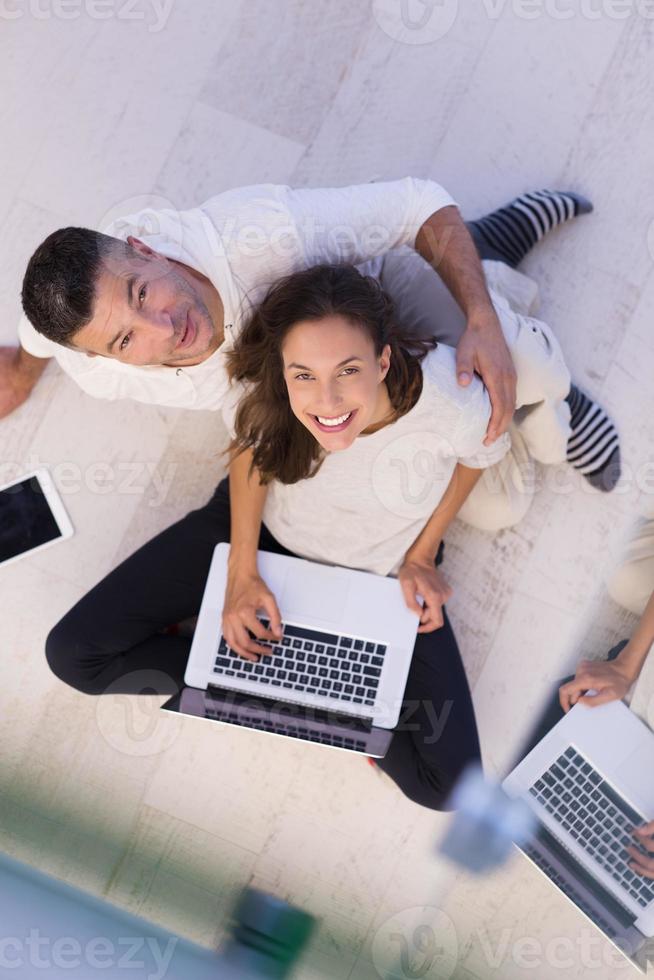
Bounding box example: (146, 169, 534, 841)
(221, 256, 578, 655)
(219, 262, 549, 810)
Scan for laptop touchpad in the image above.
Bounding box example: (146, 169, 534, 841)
(279, 565, 349, 624)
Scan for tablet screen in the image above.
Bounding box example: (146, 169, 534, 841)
(0, 476, 62, 563)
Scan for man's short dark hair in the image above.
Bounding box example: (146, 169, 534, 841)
(21, 227, 131, 346)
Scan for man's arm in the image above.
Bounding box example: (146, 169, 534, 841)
(284, 177, 457, 267)
(0, 345, 50, 419)
(415, 206, 517, 445)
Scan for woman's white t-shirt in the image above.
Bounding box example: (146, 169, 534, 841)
(235, 344, 511, 577)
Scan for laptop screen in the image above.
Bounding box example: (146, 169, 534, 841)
(162, 686, 392, 757)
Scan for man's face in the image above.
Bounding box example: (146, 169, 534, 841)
(71, 239, 220, 366)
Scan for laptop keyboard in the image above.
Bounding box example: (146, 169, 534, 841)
(530, 746, 654, 908)
(204, 705, 369, 752)
(213, 619, 387, 708)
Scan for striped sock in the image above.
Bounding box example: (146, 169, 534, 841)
(467, 189, 593, 268)
(565, 385, 621, 492)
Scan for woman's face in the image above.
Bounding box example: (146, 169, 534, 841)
(281, 314, 391, 452)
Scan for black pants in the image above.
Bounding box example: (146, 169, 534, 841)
(47, 479, 481, 811)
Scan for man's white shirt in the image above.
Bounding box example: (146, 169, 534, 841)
(18, 179, 456, 410)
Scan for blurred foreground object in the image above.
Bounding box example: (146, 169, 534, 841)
(221, 888, 315, 978)
(439, 764, 536, 873)
(0, 853, 314, 978)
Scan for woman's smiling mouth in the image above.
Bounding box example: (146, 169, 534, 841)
(311, 409, 357, 433)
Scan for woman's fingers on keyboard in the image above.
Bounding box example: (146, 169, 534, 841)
(260, 595, 283, 639)
(259, 621, 282, 643)
(634, 823, 654, 847)
(223, 613, 269, 660)
(628, 850, 654, 877)
(245, 613, 279, 653)
(224, 634, 258, 661)
(242, 612, 277, 655)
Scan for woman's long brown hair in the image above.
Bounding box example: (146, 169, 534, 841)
(225, 264, 437, 485)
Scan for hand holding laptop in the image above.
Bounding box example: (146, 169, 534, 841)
(559, 656, 638, 712)
(397, 557, 452, 632)
(561, 593, 654, 713)
(222, 567, 283, 661)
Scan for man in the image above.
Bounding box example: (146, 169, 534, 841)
(4, 180, 620, 485)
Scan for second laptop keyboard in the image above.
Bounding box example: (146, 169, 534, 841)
(530, 746, 654, 908)
(214, 619, 387, 707)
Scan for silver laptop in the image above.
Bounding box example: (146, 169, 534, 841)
(503, 700, 654, 969)
(177, 543, 420, 756)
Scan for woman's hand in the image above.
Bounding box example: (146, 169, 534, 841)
(222, 568, 283, 661)
(628, 821, 654, 878)
(558, 657, 636, 713)
(398, 554, 453, 633)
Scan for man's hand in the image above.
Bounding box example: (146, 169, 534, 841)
(398, 555, 453, 633)
(558, 657, 636, 713)
(628, 821, 654, 878)
(0, 346, 49, 419)
(415, 206, 517, 445)
(456, 313, 517, 446)
(222, 568, 283, 661)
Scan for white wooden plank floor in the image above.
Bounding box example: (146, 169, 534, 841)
(2, 3, 654, 977)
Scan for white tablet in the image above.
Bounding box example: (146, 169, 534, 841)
(0, 468, 74, 570)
